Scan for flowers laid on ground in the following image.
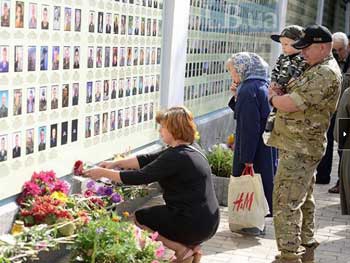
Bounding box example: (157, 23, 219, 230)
(0, 220, 76, 263)
(71, 215, 169, 263)
(0, 168, 160, 262)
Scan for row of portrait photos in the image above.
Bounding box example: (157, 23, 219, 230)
(0, 0, 162, 32)
(0, 101, 155, 162)
(0, 75, 160, 118)
(184, 79, 231, 101)
(0, 45, 161, 73)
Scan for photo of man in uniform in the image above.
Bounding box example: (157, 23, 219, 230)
(12, 132, 21, 158)
(52, 46, 60, 70)
(113, 14, 119, 34)
(26, 129, 34, 155)
(74, 9, 81, 31)
(14, 46, 23, 72)
(61, 121, 68, 145)
(41, 5, 49, 29)
(88, 11, 95, 32)
(13, 89, 22, 116)
(0, 46, 9, 73)
(87, 47, 94, 68)
(71, 119, 78, 142)
(0, 135, 7, 162)
(27, 46, 36, 72)
(86, 82, 92, 103)
(0, 90, 8, 118)
(94, 114, 100, 136)
(85, 116, 91, 138)
(110, 111, 116, 131)
(27, 88, 35, 113)
(39, 86, 47, 111)
(1, 1, 10, 27)
(97, 11, 103, 33)
(40, 46, 48, 71)
(64, 7, 71, 31)
(62, 84, 69, 108)
(63, 46, 70, 69)
(38, 127, 46, 151)
(53, 6, 60, 30)
(28, 3, 37, 29)
(50, 86, 58, 110)
(73, 47, 80, 69)
(105, 13, 112, 33)
(50, 124, 57, 147)
(72, 83, 79, 106)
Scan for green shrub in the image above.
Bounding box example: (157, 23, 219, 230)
(207, 144, 233, 178)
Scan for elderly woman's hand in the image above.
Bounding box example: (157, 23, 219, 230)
(83, 167, 108, 180)
(230, 82, 238, 96)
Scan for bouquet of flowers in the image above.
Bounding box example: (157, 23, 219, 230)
(16, 170, 70, 207)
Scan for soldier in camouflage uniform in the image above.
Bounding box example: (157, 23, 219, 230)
(265, 25, 307, 134)
(266, 25, 342, 263)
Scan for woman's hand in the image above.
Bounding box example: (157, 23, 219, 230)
(83, 167, 108, 180)
(230, 82, 238, 97)
(98, 161, 118, 169)
(245, 163, 253, 167)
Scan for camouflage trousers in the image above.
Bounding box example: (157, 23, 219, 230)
(273, 150, 321, 260)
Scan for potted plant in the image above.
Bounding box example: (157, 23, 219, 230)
(207, 144, 233, 206)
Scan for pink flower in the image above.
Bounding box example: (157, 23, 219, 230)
(22, 181, 41, 196)
(151, 231, 159, 241)
(155, 245, 165, 258)
(52, 180, 70, 194)
(151, 261, 160, 263)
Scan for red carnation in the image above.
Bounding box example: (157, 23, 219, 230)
(73, 160, 84, 176)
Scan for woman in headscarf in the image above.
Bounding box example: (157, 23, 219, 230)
(226, 52, 277, 235)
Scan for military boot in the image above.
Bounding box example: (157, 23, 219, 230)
(301, 241, 319, 263)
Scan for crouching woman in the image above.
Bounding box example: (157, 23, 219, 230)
(83, 106, 220, 263)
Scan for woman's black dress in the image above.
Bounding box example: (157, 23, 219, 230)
(120, 145, 220, 246)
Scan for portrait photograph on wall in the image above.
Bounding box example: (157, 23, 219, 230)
(0, 134, 8, 162)
(0, 90, 8, 118)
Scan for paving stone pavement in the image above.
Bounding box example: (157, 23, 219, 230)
(143, 151, 350, 263)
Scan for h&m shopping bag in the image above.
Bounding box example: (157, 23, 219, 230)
(228, 166, 270, 231)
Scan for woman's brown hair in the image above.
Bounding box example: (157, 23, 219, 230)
(156, 106, 197, 143)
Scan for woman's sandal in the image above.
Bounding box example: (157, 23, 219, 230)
(172, 247, 195, 263)
(193, 250, 202, 263)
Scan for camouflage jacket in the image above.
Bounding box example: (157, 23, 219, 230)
(271, 53, 307, 93)
(266, 55, 342, 158)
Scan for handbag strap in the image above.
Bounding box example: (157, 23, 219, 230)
(241, 165, 254, 177)
(187, 144, 208, 161)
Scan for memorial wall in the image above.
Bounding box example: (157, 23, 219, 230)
(0, 0, 163, 199)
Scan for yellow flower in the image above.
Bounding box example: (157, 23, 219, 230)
(227, 134, 235, 145)
(50, 191, 68, 203)
(195, 131, 200, 141)
(112, 216, 121, 222)
(122, 211, 130, 218)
